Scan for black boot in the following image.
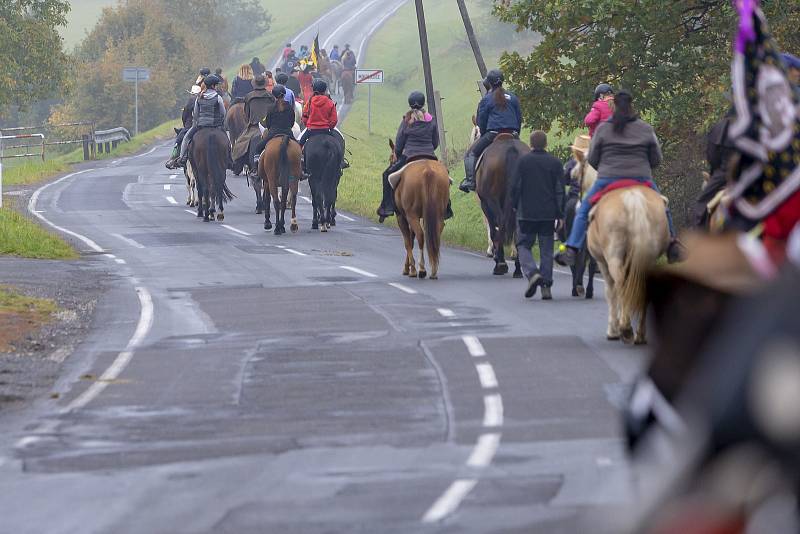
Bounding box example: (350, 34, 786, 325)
(445, 199, 454, 220)
(459, 153, 477, 193)
(554, 246, 578, 267)
(666, 238, 685, 264)
(377, 170, 395, 223)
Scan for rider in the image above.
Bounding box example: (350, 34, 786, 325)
(378, 91, 453, 223)
(459, 69, 522, 193)
(554, 90, 682, 266)
(693, 107, 736, 228)
(286, 67, 303, 101)
(299, 45, 310, 60)
(250, 57, 266, 78)
(329, 45, 341, 62)
(177, 75, 227, 168)
(299, 79, 344, 173)
(251, 85, 298, 168)
(231, 64, 254, 103)
(166, 84, 202, 169)
(195, 67, 211, 86)
(274, 73, 296, 107)
(298, 64, 315, 102)
(342, 45, 357, 70)
(245, 75, 276, 126)
(585, 83, 614, 137)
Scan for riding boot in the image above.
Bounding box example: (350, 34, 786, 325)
(377, 169, 395, 223)
(341, 157, 350, 170)
(445, 199, 454, 220)
(459, 153, 477, 193)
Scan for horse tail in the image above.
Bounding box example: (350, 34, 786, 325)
(423, 165, 443, 273)
(279, 135, 291, 185)
(323, 139, 340, 207)
(502, 145, 522, 246)
(618, 190, 651, 318)
(212, 132, 235, 203)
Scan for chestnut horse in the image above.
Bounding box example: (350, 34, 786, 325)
(259, 136, 301, 235)
(388, 141, 450, 279)
(224, 102, 247, 175)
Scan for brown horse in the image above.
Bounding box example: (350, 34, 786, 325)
(329, 60, 344, 95)
(476, 134, 527, 277)
(189, 128, 234, 222)
(388, 141, 450, 279)
(341, 69, 355, 104)
(259, 135, 301, 235)
(224, 102, 247, 175)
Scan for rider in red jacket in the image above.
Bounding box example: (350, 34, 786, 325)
(585, 83, 614, 137)
(299, 79, 348, 173)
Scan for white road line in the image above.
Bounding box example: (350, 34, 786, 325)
(462, 335, 486, 357)
(115, 258, 126, 264)
(475, 363, 499, 389)
(163, 184, 171, 190)
(184, 209, 195, 215)
(437, 308, 455, 318)
(14, 436, 42, 449)
(284, 248, 307, 256)
(337, 213, 355, 222)
(104, 253, 116, 259)
(28, 170, 104, 252)
(388, 282, 417, 294)
(466, 433, 501, 468)
(356, 0, 407, 63)
(483, 394, 504, 427)
(340, 265, 378, 278)
(111, 233, 145, 249)
(166, 196, 178, 205)
(169, 174, 178, 180)
(221, 225, 252, 237)
(322, 0, 380, 49)
(275, 245, 286, 249)
(66, 286, 153, 412)
(421, 479, 478, 523)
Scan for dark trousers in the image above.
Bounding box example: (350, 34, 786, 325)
(516, 220, 555, 286)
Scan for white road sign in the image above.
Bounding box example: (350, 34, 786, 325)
(356, 69, 384, 84)
(122, 67, 150, 82)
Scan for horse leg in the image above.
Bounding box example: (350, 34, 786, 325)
(586, 258, 597, 299)
(574, 247, 587, 297)
(397, 212, 415, 277)
(409, 215, 426, 279)
(607, 255, 633, 343)
(597, 260, 620, 340)
(279, 185, 289, 234)
(290, 184, 299, 233)
(512, 240, 523, 278)
(272, 182, 282, 235)
(254, 176, 263, 214)
(634, 304, 647, 345)
(263, 183, 272, 230)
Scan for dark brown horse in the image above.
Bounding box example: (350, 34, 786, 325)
(259, 136, 301, 235)
(189, 128, 234, 221)
(388, 141, 450, 279)
(224, 102, 247, 175)
(341, 69, 355, 104)
(476, 133, 527, 276)
(304, 133, 342, 231)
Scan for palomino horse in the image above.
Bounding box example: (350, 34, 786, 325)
(388, 141, 450, 279)
(304, 133, 342, 231)
(587, 185, 670, 344)
(341, 69, 355, 104)
(568, 150, 600, 298)
(189, 128, 235, 222)
(224, 102, 247, 175)
(259, 136, 301, 235)
(476, 133, 527, 277)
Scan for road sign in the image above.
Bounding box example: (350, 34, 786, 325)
(355, 69, 384, 84)
(122, 67, 150, 82)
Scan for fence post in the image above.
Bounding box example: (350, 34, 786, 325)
(82, 134, 90, 161)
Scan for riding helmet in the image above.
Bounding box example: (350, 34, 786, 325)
(204, 75, 220, 88)
(199, 67, 211, 77)
(594, 83, 614, 100)
(486, 69, 504, 87)
(275, 72, 289, 85)
(272, 84, 286, 100)
(312, 79, 328, 94)
(408, 91, 426, 110)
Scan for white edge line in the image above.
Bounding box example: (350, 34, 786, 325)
(221, 224, 252, 237)
(337, 213, 355, 221)
(166, 196, 178, 205)
(437, 308, 455, 318)
(466, 433, 501, 468)
(111, 233, 145, 249)
(388, 282, 417, 294)
(185, 209, 195, 215)
(475, 363, 499, 389)
(462, 335, 486, 358)
(421, 479, 478, 523)
(284, 248, 307, 256)
(340, 265, 378, 278)
(169, 174, 178, 180)
(483, 394, 504, 427)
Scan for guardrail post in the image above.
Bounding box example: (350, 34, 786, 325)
(82, 134, 90, 161)
(105, 142, 111, 153)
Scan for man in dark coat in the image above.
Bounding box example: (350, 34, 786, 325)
(285, 68, 303, 100)
(234, 76, 276, 168)
(510, 130, 565, 300)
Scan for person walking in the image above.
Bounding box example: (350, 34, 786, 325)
(510, 131, 564, 300)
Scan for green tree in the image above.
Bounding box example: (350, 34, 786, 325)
(495, 0, 800, 226)
(0, 0, 72, 111)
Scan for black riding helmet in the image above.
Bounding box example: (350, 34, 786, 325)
(272, 84, 286, 100)
(204, 75, 220, 88)
(275, 72, 289, 85)
(408, 91, 425, 110)
(486, 69, 504, 88)
(199, 67, 211, 77)
(594, 83, 614, 100)
(312, 79, 328, 94)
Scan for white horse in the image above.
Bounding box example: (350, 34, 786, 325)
(185, 160, 198, 207)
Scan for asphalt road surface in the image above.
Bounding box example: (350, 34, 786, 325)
(0, 4, 645, 533)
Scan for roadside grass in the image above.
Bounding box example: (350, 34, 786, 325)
(0, 285, 58, 352)
(0, 203, 78, 260)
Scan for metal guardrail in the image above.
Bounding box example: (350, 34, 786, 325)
(94, 127, 131, 154)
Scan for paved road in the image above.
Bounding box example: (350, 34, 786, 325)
(0, 5, 644, 533)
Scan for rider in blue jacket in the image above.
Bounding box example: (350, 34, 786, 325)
(459, 69, 522, 193)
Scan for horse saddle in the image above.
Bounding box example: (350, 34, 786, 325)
(587, 180, 669, 222)
(388, 158, 452, 189)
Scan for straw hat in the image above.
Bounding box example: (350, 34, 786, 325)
(570, 134, 591, 155)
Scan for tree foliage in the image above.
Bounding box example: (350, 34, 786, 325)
(494, 0, 800, 225)
(0, 0, 72, 111)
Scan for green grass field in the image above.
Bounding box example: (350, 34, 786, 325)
(0, 203, 78, 260)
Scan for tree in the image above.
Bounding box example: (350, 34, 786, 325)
(494, 0, 800, 226)
(0, 0, 72, 111)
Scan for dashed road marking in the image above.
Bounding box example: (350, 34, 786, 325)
(437, 308, 455, 318)
(388, 282, 417, 294)
(163, 184, 171, 190)
(166, 196, 178, 205)
(483, 394, 504, 427)
(111, 233, 145, 249)
(284, 248, 307, 256)
(422, 479, 479, 524)
(340, 265, 378, 278)
(115, 259, 126, 264)
(475, 363, 499, 389)
(169, 174, 178, 180)
(222, 225, 252, 237)
(466, 433, 501, 468)
(462, 335, 486, 357)
(184, 209, 195, 215)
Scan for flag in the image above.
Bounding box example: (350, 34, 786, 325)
(728, 0, 800, 222)
(309, 33, 321, 71)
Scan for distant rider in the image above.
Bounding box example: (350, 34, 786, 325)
(554, 90, 682, 266)
(329, 45, 341, 62)
(459, 69, 522, 193)
(177, 75, 227, 168)
(585, 84, 614, 137)
(377, 91, 453, 222)
(342, 45, 357, 70)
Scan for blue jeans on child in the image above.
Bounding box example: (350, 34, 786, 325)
(565, 177, 675, 250)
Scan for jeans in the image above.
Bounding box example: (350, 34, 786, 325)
(179, 125, 197, 159)
(565, 177, 676, 249)
(517, 220, 555, 285)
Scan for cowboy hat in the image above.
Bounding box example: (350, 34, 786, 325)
(570, 134, 591, 155)
(253, 75, 266, 88)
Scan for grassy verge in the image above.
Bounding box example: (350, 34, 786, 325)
(338, 1, 541, 252)
(0, 203, 78, 260)
(0, 286, 58, 352)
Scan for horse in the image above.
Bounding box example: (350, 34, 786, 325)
(259, 136, 301, 235)
(475, 134, 527, 277)
(387, 141, 450, 279)
(341, 69, 355, 104)
(189, 128, 235, 222)
(329, 60, 344, 95)
(185, 160, 198, 208)
(304, 133, 342, 231)
(568, 150, 600, 298)
(587, 185, 670, 344)
(224, 102, 247, 175)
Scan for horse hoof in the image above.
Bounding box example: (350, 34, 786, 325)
(264, 221, 272, 230)
(402, 268, 410, 276)
(330, 218, 336, 227)
(321, 226, 328, 233)
(634, 337, 647, 346)
(291, 223, 298, 233)
(430, 275, 438, 280)
(575, 285, 585, 298)
(585, 290, 594, 300)
(607, 334, 621, 341)
(203, 217, 210, 222)
(493, 263, 509, 276)
(311, 222, 319, 230)
(418, 270, 427, 279)
(486, 249, 493, 258)
(620, 328, 635, 345)
(512, 270, 523, 279)
(216, 213, 224, 221)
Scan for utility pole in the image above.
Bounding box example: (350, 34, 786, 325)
(456, 0, 488, 78)
(414, 0, 437, 120)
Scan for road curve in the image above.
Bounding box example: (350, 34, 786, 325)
(0, 5, 643, 533)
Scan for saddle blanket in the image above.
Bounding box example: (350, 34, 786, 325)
(589, 179, 655, 206)
(388, 159, 452, 189)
